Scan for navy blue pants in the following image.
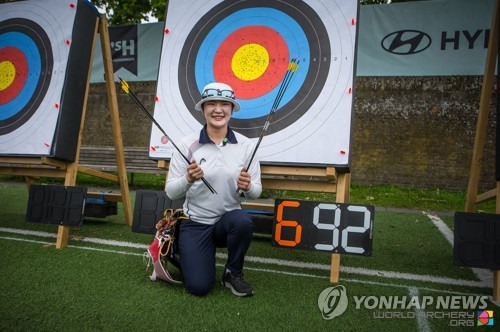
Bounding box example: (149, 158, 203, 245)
(178, 209, 253, 296)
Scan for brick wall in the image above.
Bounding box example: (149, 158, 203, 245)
(83, 76, 498, 191)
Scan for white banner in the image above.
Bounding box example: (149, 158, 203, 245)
(357, 0, 495, 76)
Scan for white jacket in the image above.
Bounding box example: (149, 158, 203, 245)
(166, 127, 262, 225)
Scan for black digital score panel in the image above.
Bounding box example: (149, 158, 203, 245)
(272, 199, 375, 256)
(454, 212, 500, 270)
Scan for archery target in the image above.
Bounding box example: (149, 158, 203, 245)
(151, 0, 358, 167)
(0, 18, 53, 135)
(0, 0, 95, 159)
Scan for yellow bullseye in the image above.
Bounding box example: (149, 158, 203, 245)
(0, 61, 16, 91)
(231, 43, 269, 81)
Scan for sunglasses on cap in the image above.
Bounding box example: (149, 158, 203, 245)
(201, 88, 235, 99)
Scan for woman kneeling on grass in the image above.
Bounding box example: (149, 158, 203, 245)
(166, 82, 262, 297)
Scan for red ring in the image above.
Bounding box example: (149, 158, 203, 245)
(0, 46, 28, 105)
(213, 26, 289, 99)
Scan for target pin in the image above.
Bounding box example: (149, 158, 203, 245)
(69, 3, 75, 8)
(155, 96, 159, 102)
(164, 28, 170, 34)
(65, 40, 71, 45)
(340, 150, 346, 155)
(44, 143, 50, 148)
(352, 18, 355, 25)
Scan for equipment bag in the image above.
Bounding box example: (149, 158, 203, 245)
(146, 208, 187, 284)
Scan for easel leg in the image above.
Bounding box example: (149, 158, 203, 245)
(56, 160, 79, 248)
(330, 172, 351, 283)
(494, 182, 500, 302)
(494, 272, 500, 302)
(98, 15, 133, 227)
(56, 226, 70, 249)
(463, 0, 499, 300)
(330, 254, 341, 283)
(24, 176, 35, 190)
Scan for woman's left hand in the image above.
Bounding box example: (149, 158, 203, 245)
(237, 167, 252, 192)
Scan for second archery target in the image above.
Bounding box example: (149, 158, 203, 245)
(151, 0, 359, 168)
(0, 0, 99, 161)
(0, 18, 52, 136)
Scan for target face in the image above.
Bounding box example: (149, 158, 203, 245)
(151, 0, 358, 166)
(0, 1, 78, 157)
(0, 18, 53, 135)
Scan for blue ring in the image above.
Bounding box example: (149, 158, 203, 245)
(194, 8, 309, 120)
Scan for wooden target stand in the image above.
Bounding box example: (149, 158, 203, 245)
(464, 0, 499, 301)
(0, 15, 133, 248)
(158, 159, 350, 282)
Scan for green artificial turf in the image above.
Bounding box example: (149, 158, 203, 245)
(0, 184, 498, 331)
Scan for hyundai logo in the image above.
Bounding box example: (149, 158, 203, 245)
(381, 30, 432, 55)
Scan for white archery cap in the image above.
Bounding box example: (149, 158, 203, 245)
(194, 82, 240, 112)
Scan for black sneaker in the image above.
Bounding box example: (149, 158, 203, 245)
(221, 271, 253, 297)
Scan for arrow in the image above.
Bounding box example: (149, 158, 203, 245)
(118, 76, 217, 195)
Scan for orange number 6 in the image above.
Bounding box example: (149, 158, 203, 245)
(275, 201, 302, 247)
